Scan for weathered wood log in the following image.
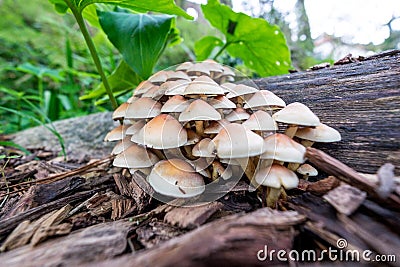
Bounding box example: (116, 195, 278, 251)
(253, 50, 400, 175)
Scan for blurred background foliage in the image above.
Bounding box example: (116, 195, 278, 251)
(0, 0, 398, 135)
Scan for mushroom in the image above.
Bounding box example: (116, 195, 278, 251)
(104, 124, 131, 142)
(163, 80, 191, 96)
(148, 70, 169, 85)
(204, 119, 231, 137)
(294, 123, 342, 147)
(125, 97, 162, 120)
(176, 61, 194, 72)
(147, 159, 205, 198)
(260, 133, 306, 164)
(179, 99, 221, 136)
(113, 143, 159, 169)
(183, 75, 225, 98)
(242, 110, 278, 137)
(131, 114, 187, 150)
(211, 160, 232, 181)
(225, 107, 251, 122)
(272, 102, 320, 138)
(215, 66, 235, 83)
(208, 95, 236, 116)
(243, 90, 286, 111)
(296, 163, 318, 180)
(125, 120, 146, 135)
(133, 80, 154, 97)
(166, 71, 191, 81)
(112, 102, 129, 121)
(226, 84, 258, 107)
(255, 164, 299, 207)
(192, 138, 215, 158)
(161, 95, 191, 118)
(186, 63, 211, 77)
(111, 136, 134, 155)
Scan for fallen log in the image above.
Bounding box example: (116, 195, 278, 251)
(253, 50, 400, 175)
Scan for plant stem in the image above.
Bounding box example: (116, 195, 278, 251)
(66, 1, 118, 110)
(213, 42, 230, 60)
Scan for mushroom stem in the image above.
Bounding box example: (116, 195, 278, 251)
(183, 145, 196, 160)
(301, 140, 314, 147)
(266, 187, 282, 208)
(195, 121, 204, 136)
(284, 125, 298, 138)
(287, 162, 300, 171)
(236, 157, 257, 182)
(149, 148, 165, 160)
(236, 97, 243, 108)
(302, 174, 309, 180)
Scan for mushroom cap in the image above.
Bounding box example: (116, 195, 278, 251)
(183, 76, 225, 96)
(104, 124, 130, 141)
(192, 138, 216, 157)
(220, 82, 236, 93)
(255, 164, 299, 189)
(133, 80, 154, 97)
(226, 84, 258, 98)
(179, 99, 221, 122)
(112, 102, 130, 120)
(272, 102, 320, 126)
(164, 80, 190, 96)
(166, 71, 191, 81)
(243, 90, 286, 109)
(225, 107, 251, 122)
(220, 66, 235, 77)
(176, 61, 194, 72)
(148, 70, 169, 84)
(186, 63, 211, 76)
(202, 59, 224, 73)
(295, 123, 341, 142)
(113, 143, 159, 168)
(297, 164, 318, 176)
(261, 133, 306, 163)
(212, 123, 266, 159)
(148, 159, 205, 198)
(161, 95, 191, 113)
(204, 119, 231, 134)
(208, 96, 236, 109)
(141, 85, 163, 99)
(212, 161, 233, 180)
(131, 114, 188, 149)
(242, 110, 278, 131)
(111, 136, 134, 155)
(125, 120, 146, 135)
(125, 97, 162, 119)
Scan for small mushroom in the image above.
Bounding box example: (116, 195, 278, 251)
(226, 84, 258, 107)
(272, 102, 320, 138)
(242, 110, 278, 136)
(212, 160, 232, 180)
(125, 97, 162, 120)
(261, 133, 306, 164)
(243, 90, 286, 111)
(104, 124, 131, 142)
(112, 102, 129, 120)
(148, 159, 205, 198)
(255, 164, 299, 207)
(225, 107, 251, 122)
(295, 123, 341, 147)
(183, 75, 225, 98)
(113, 143, 159, 169)
(133, 80, 154, 97)
(296, 163, 318, 180)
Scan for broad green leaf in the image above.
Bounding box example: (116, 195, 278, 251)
(201, 0, 291, 76)
(98, 11, 175, 79)
(195, 36, 224, 61)
(48, 0, 69, 13)
(80, 60, 140, 100)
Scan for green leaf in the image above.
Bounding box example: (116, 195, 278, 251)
(48, 0, 69, 13)
(80, 60, 140, 100)
(16, 63, 65, 81)
(201, 0, 291, 76)
(98, 11, 175, 79)
(195, 36, 224, 61)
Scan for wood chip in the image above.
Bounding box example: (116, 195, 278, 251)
(306, 176, 340, 195)
(323, 184, 367, 215)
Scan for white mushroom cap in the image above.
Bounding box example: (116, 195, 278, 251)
(148, 70, 169, 84)
(176, 61, 194, 72)
(261, 133, 306, 163)
(132, 114, 187, 149)
(183, 76, 225, 96)
(186, 63, 211, 76)
(297, 164, 318, 176)
(104, 124, 130, 141)
(164, 80, 190, 96)
(272, 102, 320, 126)
(204, 119, 231, 135)
(179, 99, 221, 122)
(125, 120, 146, 135)
(166, 71, 191, 81)
(208, 96, 236, 109)
(148, 159, 205, 198)
(192, 138, 216, 157)
(243, 90, 286, 109)
(113, 143, 159, 168)
(125, 97, 162, 119)
(141, 85, 164, 99)
(112, 102, 129, 120)
(226, 84, 258, 98)
(133, 80, 154, 97)
(161, 95, 191, 113)
(225, 107, 251, 122)
(220, 82, 236, 93)
(295, 123, 341, 142)
(242, 110, 278, 131)
(255, 164, 299, 189)
(201, 59, 224, 73)
(212, 123, 266, 159)
(111, 136, 134, 155)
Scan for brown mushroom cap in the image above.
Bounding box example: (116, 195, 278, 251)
(148, 159, 205, 198)
(208, 96, 236, 109)
(192, 138, 215, 157)
(183, 76, 225, 96)
(176, 61, 194, 72)
(225, 107, 251, 122)
(297, 164, 318, 176)
(163, 80, 191, 96)
(226, 84, 258, 98)
(132, 114, 188, 149)
(133, 80, 154, 97)
(166, 71, 191, 81)
(242, 110, 278, 131)
(295, 123, 341, 142)
(272, 102, 320, 126)
(261, 133, 306, 163)
(178, 99, 221, 122)
(148, 70, 169, 84)
(212, 123, 266, 158)
(255, 164, 299, 189)
(186, 63, 211, 76)
(161, 95, 191, 113)
(113, 143, 159, 168)
(104, 124, 131, 141)
(243, 90, 286, 109)
(112, 102, 130, 120)
(204, 119, 231, 135)
(125, 120, 146, 135)
(125, 97, 162, 119)
(111, 136, 134, 155)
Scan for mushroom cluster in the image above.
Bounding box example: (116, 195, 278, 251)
(105, 60, 341, 206)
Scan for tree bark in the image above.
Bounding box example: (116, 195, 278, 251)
(253, 50, 400, 175)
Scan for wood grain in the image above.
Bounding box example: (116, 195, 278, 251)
(253, 50, 400, 174)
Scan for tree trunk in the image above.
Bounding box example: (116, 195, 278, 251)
(253, 50, 400, 175)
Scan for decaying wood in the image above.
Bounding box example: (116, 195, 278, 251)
(306, 147, 400, 209)
(323, 184, 367, 215)
(90, 208, 306, 267)
(254, 50, 400, 175)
